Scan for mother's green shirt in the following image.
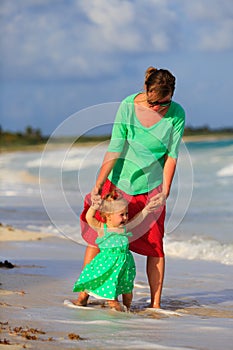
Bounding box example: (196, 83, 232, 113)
(107, 93, 185, 195)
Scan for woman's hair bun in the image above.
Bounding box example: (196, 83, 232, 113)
(145, 66, 157, 83)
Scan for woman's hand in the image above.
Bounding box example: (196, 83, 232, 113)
(145, 192, 166, 212)
(91, 184, 102, 196)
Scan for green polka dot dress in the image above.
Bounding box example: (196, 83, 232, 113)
(73, 224, 136, 300)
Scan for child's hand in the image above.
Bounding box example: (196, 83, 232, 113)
(145, 193, 166, 212)
(90, 189, 102, 210)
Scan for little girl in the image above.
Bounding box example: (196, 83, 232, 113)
(73, 190, 158, 311)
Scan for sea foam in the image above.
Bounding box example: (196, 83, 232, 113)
(217, 163, 233, 177)
(165, 236, 233, 265)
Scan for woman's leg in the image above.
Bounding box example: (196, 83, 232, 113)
(146, 256, 165, 308)
(72, 245, 99, 306)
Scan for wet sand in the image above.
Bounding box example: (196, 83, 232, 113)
(1, 225, 232, 350)
(0, 226, 87, 349)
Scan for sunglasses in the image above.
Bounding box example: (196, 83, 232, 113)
(148, 99, 171, 107)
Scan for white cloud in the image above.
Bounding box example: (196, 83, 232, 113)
(78, 1, 140, 52)
(0, 0, 179, 80)
(78, 0, 177, 53)
(0, 0, 232, 82)
(1, 0, 233, 133)
(182, 0, 233, 51)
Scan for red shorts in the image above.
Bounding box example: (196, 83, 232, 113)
(80, 179, 166, 257)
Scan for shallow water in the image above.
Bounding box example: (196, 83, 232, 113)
(1, 237, 232, 350)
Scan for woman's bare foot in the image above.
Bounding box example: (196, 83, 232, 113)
(71, 292, 89, 306)
(148, 303, 161, 309)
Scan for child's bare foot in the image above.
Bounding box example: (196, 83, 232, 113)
(71, 292, 89, 306)
(108, 300, 124, 312)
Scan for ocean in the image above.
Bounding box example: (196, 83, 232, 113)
(1, 138, 233, 264)
(1, 138, 233, 349)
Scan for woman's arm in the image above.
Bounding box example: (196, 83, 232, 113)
(144, 156, 177, 210)
(162, 155, 177, 198)
(94, 100, 128, 193)
(94, 151, 120, 193)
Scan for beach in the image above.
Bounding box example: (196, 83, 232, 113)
(1, 139, 233, 349)
(1, 224, 233, 350)
(0, 225, 87, 349)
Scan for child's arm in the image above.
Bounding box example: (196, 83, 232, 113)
(86, 206, 102, 230)
(85, 195, 103, 231)
(125, 208, 149, 231)
(126, 195, 163, 231)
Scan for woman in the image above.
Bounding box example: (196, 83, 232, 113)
(75, 66, 185, 308)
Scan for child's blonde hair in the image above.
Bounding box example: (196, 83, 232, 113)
(100, 190, 128, 215)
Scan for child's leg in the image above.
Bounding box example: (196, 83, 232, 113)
(122, 293, 133, 310)
(72, 245, 99, 306)
(71, 291, 89, 306)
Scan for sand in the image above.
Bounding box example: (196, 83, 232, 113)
(0, 224, 52, 242)
(1, 225, 232, 350)
(0, 225, 87, 349)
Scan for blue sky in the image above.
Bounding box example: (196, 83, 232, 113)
(1, 0, 233, 136)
